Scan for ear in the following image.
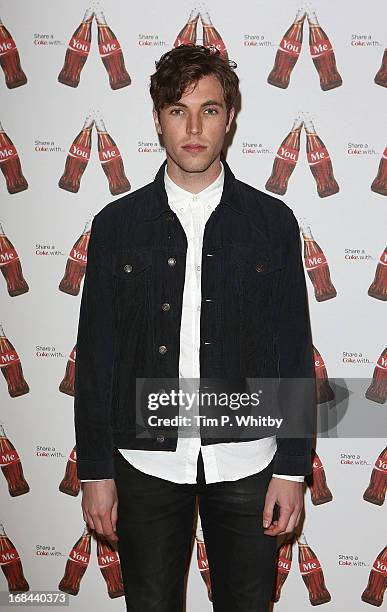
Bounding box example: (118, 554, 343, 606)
(153, 109, 162, 135)
(225, 107, 235, 134)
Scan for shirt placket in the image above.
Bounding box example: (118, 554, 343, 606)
(193, 196, 221, 482)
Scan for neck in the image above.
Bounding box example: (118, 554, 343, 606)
(165, 154, 222, 194)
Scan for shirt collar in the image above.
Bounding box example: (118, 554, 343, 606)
(164, 162, 224, 212)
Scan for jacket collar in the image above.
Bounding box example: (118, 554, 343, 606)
(144, 157, 247, 221)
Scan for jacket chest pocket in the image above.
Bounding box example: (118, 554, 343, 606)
(113, 249, 152, 305)
(236, 245, 286, 303)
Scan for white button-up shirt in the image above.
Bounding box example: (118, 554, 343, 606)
(81, 163, 304, 484)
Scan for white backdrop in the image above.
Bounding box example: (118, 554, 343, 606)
(0, 0, 386, 610)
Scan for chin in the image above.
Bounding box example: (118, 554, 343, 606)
(181, 164, 211, 174)
(174, 156, 216, 174)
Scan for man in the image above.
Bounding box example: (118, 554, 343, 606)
(74, 45, 316, 612)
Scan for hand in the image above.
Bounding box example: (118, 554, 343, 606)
(81, 480, 118, 543)
(262, 478, 303, 536)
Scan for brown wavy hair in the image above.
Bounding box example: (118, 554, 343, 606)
(150, 44, 239, 120)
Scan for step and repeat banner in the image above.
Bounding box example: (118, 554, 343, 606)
(1, 0, 386, 610)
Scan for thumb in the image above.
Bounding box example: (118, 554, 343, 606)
(262, 496, 275, 529)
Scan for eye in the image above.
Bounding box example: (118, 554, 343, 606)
(170, 108, 184, 116)
(204, 108, 219, 115)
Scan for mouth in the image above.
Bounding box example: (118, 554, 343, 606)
(182, 144, 207, 153)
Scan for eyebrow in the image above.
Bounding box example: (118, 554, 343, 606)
(168, 100, 224, 108)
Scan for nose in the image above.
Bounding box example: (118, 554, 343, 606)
(186, 112, 202, 135)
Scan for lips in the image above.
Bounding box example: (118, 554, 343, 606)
(182, 144, 207, 152)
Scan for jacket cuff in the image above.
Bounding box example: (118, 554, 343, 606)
(272, 452, 312, 476)
(76, 458, 115, 480)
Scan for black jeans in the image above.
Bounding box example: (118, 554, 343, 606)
(114, 447, 279, 612)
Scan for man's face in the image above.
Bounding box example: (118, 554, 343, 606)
(153, 73, 234, 175)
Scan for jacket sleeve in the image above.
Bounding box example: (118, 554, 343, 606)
(272, 210, 317, 476)
(73, 215, 117, 480)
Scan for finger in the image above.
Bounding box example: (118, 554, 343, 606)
(294, 510, 302, 530)
(281, 509, 300, 535)
(91, 514, 105, 537)
(100, 513, 118, 541)
(286, 506, 303, 533)
(264, 507, 292, 536)
(83, 510, 95, 532)
(111, 501, 118, 533)
(262, 498, 275, 529)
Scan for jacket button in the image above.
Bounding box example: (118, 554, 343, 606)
(123, 264, 133, 273)
(158, 345, 167, 354)
(255, 263, 265, 272)
(168, 257, 176, 266)
(162, 302, 170, 311)
(156, 434, 165, 443)
(166, 214, 175, 222)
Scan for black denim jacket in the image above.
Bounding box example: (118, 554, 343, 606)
(74, 159, 317, 480)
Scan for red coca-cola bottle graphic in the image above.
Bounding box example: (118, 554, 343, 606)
(0, 121, 28, 194)
(301, 223, 337, 301)
(371, 147, 387, 197)
(59, 446, 80, 497)
(304, 116, 339, 197)
(0, 424, 29, 497)
(298, 532, 331, 605)
(307, 8, 342, 91)
(267, 9, 306, 88)
(0, 324, 29, 397)
(173, 9, 199, 47)
(306, 449, 333, 505)
(0, 523, 29, 592)
(368, 245, 387, 301)
(361, 546, 387, 607)
(365, 348, 387, 404)
(272, 540, 292, 602)
(196, 532, 212, 601)
(95, 6, 131, 90)
(59, 345, 76, 396)
(59, 113, 94, 193)
(374, 48, 387, 88)
(313, 345, 334, 403)
(58, 8, 93, 88)
(95, 112, 130, 195)
(0, 221, 29, 296)
(0, 18, 27, 89)
(363, 446, 387, 506)
(59, 525, 91, 596)
(97, 535, 124, 598)
(59, 219, 91, 296)
(265, 114, 303, 195)
(200, 6, 228, 60)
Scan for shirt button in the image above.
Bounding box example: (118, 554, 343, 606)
(192, 195, 198, 201)
(123, 264, 133, 273)
(168, 257, 176, 267)
(196, 265, 201, 271)
(158, 345, 167, 354)
(156, 434, 165, 443)
(161, 302, 170, 311)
